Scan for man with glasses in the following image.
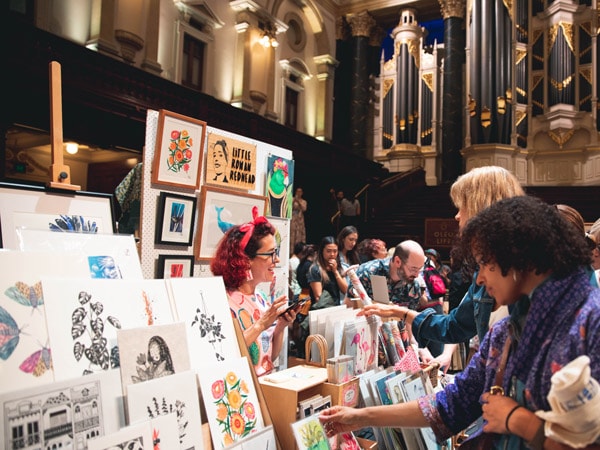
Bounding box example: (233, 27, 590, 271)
(353, 240, 427, 311)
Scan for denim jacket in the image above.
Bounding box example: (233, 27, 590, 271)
(412, 271, 494, 346)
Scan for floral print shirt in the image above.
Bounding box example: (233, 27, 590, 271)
(418, 269, 600, 449)
(356, 257, 422, 310)
(227, 289, 276, 377)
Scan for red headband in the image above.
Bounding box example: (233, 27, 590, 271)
(239, 206, 269, 251)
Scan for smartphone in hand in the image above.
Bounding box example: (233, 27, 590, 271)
(278, 298, 308, 317)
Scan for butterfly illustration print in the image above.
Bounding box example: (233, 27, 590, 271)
(0, 305, 25, 360)
(5, 281, 44, 312)
(20, 344, 52, 377)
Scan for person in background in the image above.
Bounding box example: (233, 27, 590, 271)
(554, 204, 599, 287)
(307, 236, 348, 308)
(337, 190, 361, 229)
(587, 218, 600, 285)
(357, 238, 388, 263)
(289, 241, 306, 302)
(210, 207, 295, 376)
(290, 188, 307, 253)
(320, 195, 600, 450)
(337, 226, 360, 268)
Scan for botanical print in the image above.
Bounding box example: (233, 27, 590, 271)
(291, 414, 330, 450)
(0, 369, 124, 450)
(0, 251, 91, 394)
(329, 432, 360, 450)
(48, 214, 99, 233)
(148, 413, 180, 450)
(231, 424, 276, 450)
(87, 421, 153, 450)
(126, 370, 204, 450)
(89, 255, 123, 279)
(198, 357, 264, 449)
(165, 128, 194, 175)
(42, 278, 173, 381)
(17, 230, 144, 279)
(265, 155, 294, 219)
(117, 322, 191, 395)
(168, 277, 240, 370)
(401, 373, 439, 450)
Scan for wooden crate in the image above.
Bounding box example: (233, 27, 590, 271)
(356, 437, 378, 449)
(320, 377, 360, 407)
(259, 365, 328, 450)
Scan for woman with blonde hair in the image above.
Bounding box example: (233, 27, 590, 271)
(360, 166, 525, 369)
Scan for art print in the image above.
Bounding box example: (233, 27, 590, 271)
(198, 356, 264, 449)
(155, 192, 196, 246)
(168, 277, 241, 368)
(42, 278, 173, 381)
(87, 421, 153, 450)
(117, 322, 190, 395)
(343, 318, 378, 374)
(329, 432, 360, 450)
(205, 132, 257, 191)
(229, 424, 276, 450)
(156, 254, 195, 278)
(0, 251, 92, 394)
(290, 414, 330, 450)
(401, 372, 439, 450)
(0, 369, 124, 450)
(0, 182, 115, 249)
(127, 370, 204, 450)
(17, 230, 143, 279)
(265, 155, 294, 219)
(151, 109, 206, 190)
(195, 186, 266, 260)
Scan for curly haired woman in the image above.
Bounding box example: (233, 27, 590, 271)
(211, 207, 295, 376)
(321, 196, 600, 450)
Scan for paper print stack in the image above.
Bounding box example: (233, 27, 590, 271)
(42, 278, 173, 380)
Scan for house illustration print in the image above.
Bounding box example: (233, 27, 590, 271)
(3, 380, 104, 450)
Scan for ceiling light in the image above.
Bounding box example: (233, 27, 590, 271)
(65, 142, 79, 155)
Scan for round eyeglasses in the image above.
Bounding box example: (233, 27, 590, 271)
(254, 248, 280, 262)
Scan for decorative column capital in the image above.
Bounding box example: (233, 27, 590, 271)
(346, 11, 376, 38)
(438, 0, 466, 20)
(336, 16, 350, 40)
(369, 26, 387, 47)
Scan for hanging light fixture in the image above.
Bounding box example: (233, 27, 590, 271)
(65, 142, 79, 155)
(260, 22, 278, 48)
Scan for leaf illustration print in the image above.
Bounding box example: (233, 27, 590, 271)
(5, 281, 44, 313)
(191, 290, 226, 361)
(20, 343, 52, 377)
(0, 305, 26, 360)
(71, 290, 122, 374)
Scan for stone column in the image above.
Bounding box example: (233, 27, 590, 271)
(114, 0, 145, 64)
(88, 0, 119, 57)
(313, 54, 338, 142)
(346, 12, 375, 156)
(439, 0, 466, 183)
(141, 0, 162, 75)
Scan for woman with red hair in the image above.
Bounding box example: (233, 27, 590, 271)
(211, 207, 296, 376)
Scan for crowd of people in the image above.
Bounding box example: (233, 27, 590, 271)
(209, 166, 600, 450)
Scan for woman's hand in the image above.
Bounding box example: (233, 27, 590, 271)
(319, 406, 363, 437)
(358, 303, 405, 319)
(327, 258, 338, 272)
(258, 295, 288, 331)
(481, 392, 521, 434)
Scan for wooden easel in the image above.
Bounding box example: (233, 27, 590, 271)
(47, 61, 80, 191)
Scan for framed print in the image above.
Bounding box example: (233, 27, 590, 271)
(151, 109, 206, 190)
(205, 132, 257, 191)
(156, 254, 195, 278)
(0, 182, 115, 249)
(265, 155, 294, 218)
(195, 186, 266, 261)
(155, 191, 196, 246)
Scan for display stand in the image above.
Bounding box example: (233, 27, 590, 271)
(47, 61, 80, 191)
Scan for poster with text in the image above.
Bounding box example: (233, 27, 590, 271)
(205, 132, 257, 191)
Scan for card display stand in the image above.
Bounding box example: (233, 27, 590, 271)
(321, 377, 360, 407)
(259, 364, 328, 450)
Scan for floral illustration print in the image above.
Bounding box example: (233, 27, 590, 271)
(297, 418, 329, 450)
(146, 397, 188, 445)
(211, 371, 257, 446)
(166, 129, 193, 174)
